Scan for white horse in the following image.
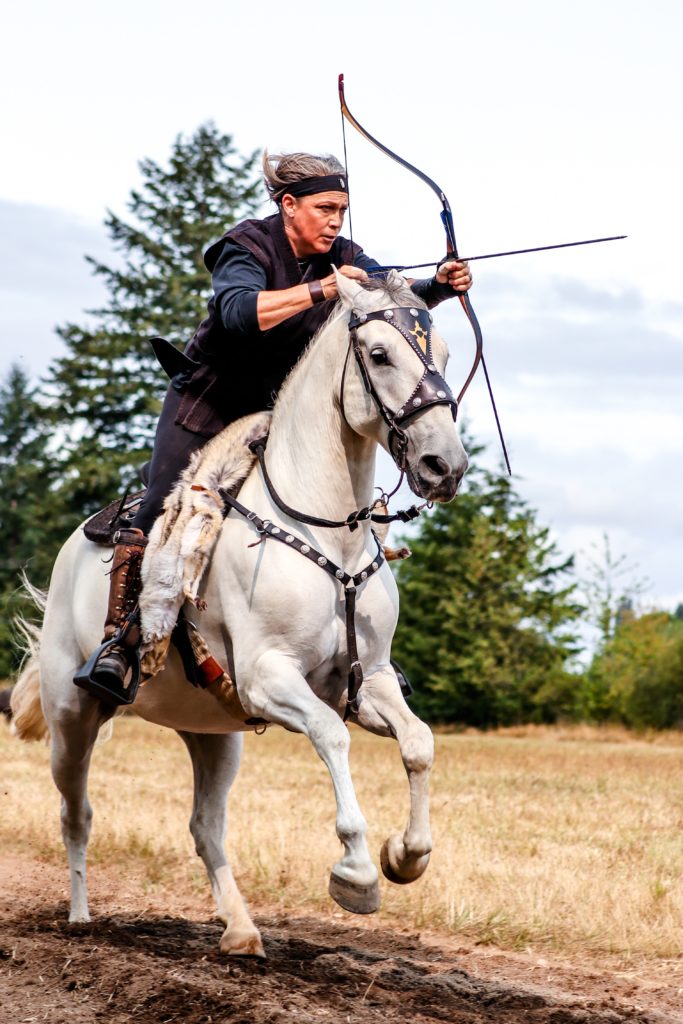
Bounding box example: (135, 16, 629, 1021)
(11, 270, 468, 958)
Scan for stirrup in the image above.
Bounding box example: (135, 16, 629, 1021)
(73, 635, 142, 706)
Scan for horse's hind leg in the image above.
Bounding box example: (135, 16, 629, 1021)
(177, 731, 264, 957)
(353, 667, 434, 885)
(46, 690, 113, 923)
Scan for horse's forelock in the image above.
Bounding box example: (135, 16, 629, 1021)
(355, 275, 427, 311)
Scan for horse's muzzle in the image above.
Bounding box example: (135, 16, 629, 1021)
(414, 452, 467, 503)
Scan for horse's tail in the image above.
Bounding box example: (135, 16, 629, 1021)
(9, 574, 49, 743)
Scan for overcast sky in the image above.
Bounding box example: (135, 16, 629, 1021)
(1, 0, 681, 628)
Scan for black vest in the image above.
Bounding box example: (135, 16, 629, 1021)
(177, 215, 359, 436)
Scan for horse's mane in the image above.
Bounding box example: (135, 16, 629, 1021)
(272, 275, 426, 422)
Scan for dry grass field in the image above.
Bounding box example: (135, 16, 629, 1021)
(2, 714, 682, 967)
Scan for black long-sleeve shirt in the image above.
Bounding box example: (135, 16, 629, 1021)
(211, 238, 451, 335)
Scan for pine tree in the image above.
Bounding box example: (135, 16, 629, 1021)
(0, 365, 67, 676)
(392, 437, 583, 726)
(45, 122, 263, 514)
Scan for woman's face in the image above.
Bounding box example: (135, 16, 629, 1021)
(281, 191, 349, 257)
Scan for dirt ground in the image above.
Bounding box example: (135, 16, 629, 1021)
(1, 856, 681, 1023)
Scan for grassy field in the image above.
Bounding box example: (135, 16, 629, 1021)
(2, 715, 682, 962)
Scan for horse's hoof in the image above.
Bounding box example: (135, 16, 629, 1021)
(68, 909, 91, 924)
(328, 871, 380, 915)
(219, 927, 266, 958)
(380, 837, 430, 885)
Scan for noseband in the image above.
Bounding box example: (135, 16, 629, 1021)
(345, 306, 458, 468)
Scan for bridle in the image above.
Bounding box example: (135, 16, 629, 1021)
(341, 304, 458, 471)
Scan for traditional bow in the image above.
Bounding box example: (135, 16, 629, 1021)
(338, 73, 511, 475)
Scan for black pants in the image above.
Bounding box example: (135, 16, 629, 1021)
(132, 386, 209, 535)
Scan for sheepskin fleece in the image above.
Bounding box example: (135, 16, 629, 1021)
(139, 411, 271, 666)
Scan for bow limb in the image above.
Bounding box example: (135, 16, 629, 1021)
(339, 75, 510, 472)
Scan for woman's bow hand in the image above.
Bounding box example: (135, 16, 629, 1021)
(436, 259, 472, 293)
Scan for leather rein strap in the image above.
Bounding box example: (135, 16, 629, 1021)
(219, 488, 385, 719)
(250, 439, 423, 531)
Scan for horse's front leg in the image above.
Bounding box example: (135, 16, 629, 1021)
(177, 731, 264, 957)
(353, 667, 434, 885)
(239, 651, 379, 914)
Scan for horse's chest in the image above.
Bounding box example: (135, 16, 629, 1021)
(223, 530, 399, 670)
(301, 572, 399, 674)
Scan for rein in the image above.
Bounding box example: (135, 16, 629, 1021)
(219, 488, 385, 720)
(250, 439, 424, 532)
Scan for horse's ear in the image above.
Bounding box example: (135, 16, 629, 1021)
(332, 266, 365, 309)
(386, 269, 407, 289)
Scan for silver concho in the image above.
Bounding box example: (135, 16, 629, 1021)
(301, 544, 310, 554)
(318, 556, 327, 567)
(409, 308, 418, 316)
(360, 571, 368, 580)
(428, 363, 436, 372)
(437, 390, 447, 399)
(285, 535, 294, 543)
(384, 309, 394, 318)
(335, 569, 344, 579)
(412, 397, 422, 407)
(372, 562, 379, 571)
(271, 526, 280, 535)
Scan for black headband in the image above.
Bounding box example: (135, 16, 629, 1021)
(278, 174, 348, 200)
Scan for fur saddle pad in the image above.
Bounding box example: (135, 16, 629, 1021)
(138, 411, 271, 678)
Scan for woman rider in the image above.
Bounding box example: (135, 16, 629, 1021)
(80, 151, 473, 700)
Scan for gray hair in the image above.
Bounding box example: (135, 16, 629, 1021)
(262, 150, 346, 204)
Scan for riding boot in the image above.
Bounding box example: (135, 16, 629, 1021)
(73, 528, 148, 704)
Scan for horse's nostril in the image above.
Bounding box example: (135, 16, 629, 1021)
(421, 454, 449, 479)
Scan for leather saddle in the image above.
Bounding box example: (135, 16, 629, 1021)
(83, 489, 146, 546)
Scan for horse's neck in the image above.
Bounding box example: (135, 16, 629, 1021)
(264, 316, 376, 525)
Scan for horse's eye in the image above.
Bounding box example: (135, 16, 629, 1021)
(370, 348, 388, 366)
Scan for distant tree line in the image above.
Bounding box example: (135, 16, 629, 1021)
(1, 124, 681, 728)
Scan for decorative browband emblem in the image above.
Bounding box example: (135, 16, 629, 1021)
(409, 319, 428, 354)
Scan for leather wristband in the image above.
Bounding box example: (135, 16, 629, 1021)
(308, 280, 327, 304)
